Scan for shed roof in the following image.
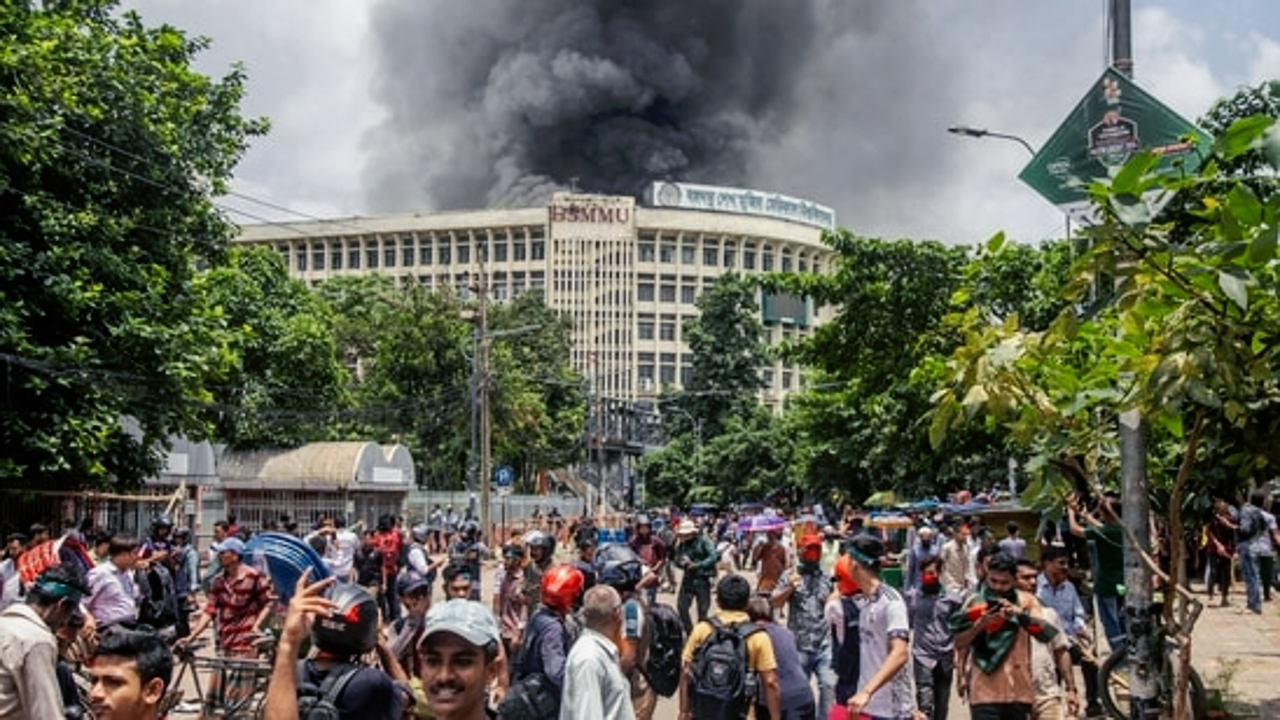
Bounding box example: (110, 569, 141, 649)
(220, 442, 413, 492)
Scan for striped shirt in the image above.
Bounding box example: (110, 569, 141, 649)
(205, 565, 271, 652)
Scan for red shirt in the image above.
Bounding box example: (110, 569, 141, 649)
(205, 565, 271, 652)
(375, 531, 402, 578)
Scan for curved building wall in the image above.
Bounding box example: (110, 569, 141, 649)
(233, 193, 834, 406)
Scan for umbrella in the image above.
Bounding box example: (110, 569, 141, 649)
(864, 490, 897, 508)
(746, 514, 787, 533)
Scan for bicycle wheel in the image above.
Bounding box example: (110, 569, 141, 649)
(1099, 648, 1208, 720)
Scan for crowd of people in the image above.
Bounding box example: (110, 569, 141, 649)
(0, 486, 1275, 720)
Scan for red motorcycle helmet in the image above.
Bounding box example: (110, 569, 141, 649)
(541, 564, 585, 613)
(835, 554, 860, 596)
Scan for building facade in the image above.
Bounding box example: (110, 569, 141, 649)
(235, 186, 836, 407)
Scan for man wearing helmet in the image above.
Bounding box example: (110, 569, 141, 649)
(506, 564, 583, 719)
(522, 530, 556, 611)
(264, 576, 406, 720)
(403, 523, 444, 607)
(628, 514, 666, 606)
(449, 521, 487, 602)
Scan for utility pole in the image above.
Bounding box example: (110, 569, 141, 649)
(478, 250, 492, 542)
(1108, 2, 1155, 718)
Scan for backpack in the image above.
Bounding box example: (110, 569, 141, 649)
(690, 618, 762, 720)
(296, 662, 360, 720)
(644, 602, 684, 697)
(136, 565, 179, 629)
(499, 611, 565, 720)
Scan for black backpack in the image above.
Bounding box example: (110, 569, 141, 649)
(136, 565, 179, 629)
(690, 618, 762, 720)
(644, 602, 684, 697)
(297, 662, 360, 720)
(495, 672, 559, 720)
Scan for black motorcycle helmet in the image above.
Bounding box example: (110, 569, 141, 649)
(525, 530, 556, 560)
(312, 584, 379, 657)
(460, 519, 480, 543)
(151, 513, 173, 530)
(594, 543, 644, 592)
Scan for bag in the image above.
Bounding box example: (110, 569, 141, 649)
(297, 662, 360, 720)
(644, 602, 684, 697)
(495, 672, 559, 720)
(136, 565, 179, 629)
(690, 618, 761, 720)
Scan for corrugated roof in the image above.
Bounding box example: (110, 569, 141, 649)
(220, 442, 368, 488)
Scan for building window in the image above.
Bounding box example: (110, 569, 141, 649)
(763, 369, 774, 386)
(659, 321, 676, 340)
(723, 248, 735, 268)
(660, 244, 674, 263)
(681, 245, 696, 264)
(783, 370, 793, 389)
(763, 248, 774, 271)
(639, 243, 655, 262)
(494, 243, 508, 262)
(781, 249, 793, 272)
(638, 283, 655, 302)
(531, 241, 545, 260)
(743, 245, 756, 270)
(296, 250, 307, 272)
(638, 321, 655, 340)
(799, 258, 808, 272)
(348, 247, 360, 269)
(638, 364, 655, 383)
(457, 241, 470, 265)
(659, 365, 676, 384)
(312, 245, 325, 271)
(659, 284, 676, 302)
(330, 244, 343, 270)
(680, 364, 693, 386)
(402, 242, 415, 267)
(419, 238, 432, 265)
(366, 242, 379, 269)
(681, 285, 696, 304)
(384, 244, 396, 268)
(514, 241, 527, 261)
(703, 246, 717, 266)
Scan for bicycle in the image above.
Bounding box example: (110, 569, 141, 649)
(168, 635, 277, 718)
(1098, 601, 1208, 720)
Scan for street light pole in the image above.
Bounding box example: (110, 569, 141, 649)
(947, 126, 1036, 157)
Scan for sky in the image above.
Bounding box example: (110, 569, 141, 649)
(123, 0, 1280, 247)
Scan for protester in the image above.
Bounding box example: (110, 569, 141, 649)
(842, 535, 914, 719)
(1236, 491, 1268, 615)
(679, 574, 781, 720)
(771, 533, 835, 717)
(905, 526, 943, 590)
(171, 527, 199, 639)
(752, 529, 788, 595)
(87, 628, 175, 720)
(560, 585, 635, 720)
(596, 544, 657, 720)
(998, 522, 1027, 560)
(747, 597, 815, 720)
(1067, 494, 1126, 645)
(951, 552, 1065, 720)
(392, 572, 434, 683)
(494, 541, 530, 660)
(523, 530, 557, 612)
(375, 515, 404, 622)
(672, 519, 719, 633)
(940, 520, 977, 593)
(907, 556, 963, 720)
(443, 562, 476, 601)
(1036, 545, 1099, 716)
(629, 514, 667, 605)
(422, 599, 504, 720)
(0, 564, 89, 720)
(827, 554, 862, 711)
(85, 535, 141, 632)
(511, 564, 583, 719)
(355, 529, 384, 598)
(1017, 559, 1077, 720)
(449, 521, 487, 602)
(328, 516, 360, 583)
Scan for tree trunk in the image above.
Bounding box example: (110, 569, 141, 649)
(1169, 411, 1205, 720)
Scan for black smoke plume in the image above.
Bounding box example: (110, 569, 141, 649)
(363, 0, 960, 217)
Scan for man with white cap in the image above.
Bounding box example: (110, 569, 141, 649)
(418, 599, 505, 720)
(671, 519, 719, 634)
(905, 525, 943, 591)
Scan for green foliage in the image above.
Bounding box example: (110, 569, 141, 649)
(0, 1, 265, 489)
(193, 247, 346, 449)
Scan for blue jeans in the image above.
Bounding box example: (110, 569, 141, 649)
(1239, 545, 1263, 613)
(796, 642, 836, 719)
(1096, 594, 1125, 649)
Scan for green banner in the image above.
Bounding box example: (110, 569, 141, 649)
(1019, 67, 1211, 221)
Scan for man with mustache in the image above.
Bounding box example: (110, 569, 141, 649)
(420, 600, 505, 720)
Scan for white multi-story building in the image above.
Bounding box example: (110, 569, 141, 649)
(235, 183, 836, 407)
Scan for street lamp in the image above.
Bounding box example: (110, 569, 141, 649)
(946, 125, 1036, 156)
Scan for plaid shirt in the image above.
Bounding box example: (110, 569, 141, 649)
(205, 565, 271, 652)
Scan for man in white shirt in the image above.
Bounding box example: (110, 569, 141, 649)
(561, 585, 635, 720)
(86, 535, 142, 630)
(329, 517, 360, 582)
(0, 565, 89, 720)
(939, 521, 975, 593)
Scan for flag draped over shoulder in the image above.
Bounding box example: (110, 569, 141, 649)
(949, 587, 1059, 674)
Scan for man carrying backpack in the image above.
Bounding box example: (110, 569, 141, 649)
(679, 574, 781, 720)
(502, 564, 584, 720)
(595, 544, 659, 720)
(672, 520, 719, 634)
(843, 535, 915, 719)
(264, 575, 406, 720)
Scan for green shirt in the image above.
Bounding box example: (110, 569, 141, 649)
(672, 534, 719, 580)
(1085, 523, 1124, 597)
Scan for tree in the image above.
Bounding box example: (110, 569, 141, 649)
(0, 1, 265, 490)
(676, 274, 767, 439)
(193, 246, 347, 449)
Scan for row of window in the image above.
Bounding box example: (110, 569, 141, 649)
(635, 242, 812, 272)
(632, 365, 802, 391)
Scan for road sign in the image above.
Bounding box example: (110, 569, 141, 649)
(494, 466, 514, 496)
(1019, 67, 1211, 224)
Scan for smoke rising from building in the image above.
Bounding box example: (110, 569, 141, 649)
(363, 0, 962, 223)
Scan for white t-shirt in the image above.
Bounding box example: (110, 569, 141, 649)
(853, 583, 915, 719)
(330, 529, 359, 579)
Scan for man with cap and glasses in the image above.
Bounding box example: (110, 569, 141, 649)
(671, 519, 719, 634)
(0, 564, 90, 720)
